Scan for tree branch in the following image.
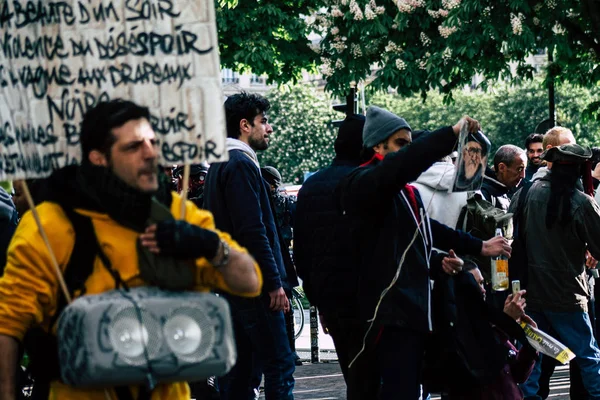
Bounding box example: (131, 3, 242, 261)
(581, 0, 600, 43)
(559, 18, 600, 58)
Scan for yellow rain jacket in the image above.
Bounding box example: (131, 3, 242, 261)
(0, 193, 262, 400)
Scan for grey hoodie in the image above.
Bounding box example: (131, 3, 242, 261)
(413, 161, 468, 229)
(531, 166, 549, 182)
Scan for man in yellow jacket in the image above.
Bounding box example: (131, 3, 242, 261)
(0, 99, 262, 400)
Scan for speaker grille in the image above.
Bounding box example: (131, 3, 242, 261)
(108, 307, 162, 366)
(164, 306, 216, 363)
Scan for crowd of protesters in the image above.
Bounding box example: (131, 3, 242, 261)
(0, 91, 599, 400)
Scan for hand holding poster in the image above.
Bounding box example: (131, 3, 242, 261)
(0, 0, 227, 180)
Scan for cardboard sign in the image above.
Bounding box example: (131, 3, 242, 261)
(0, 0, 227, 180)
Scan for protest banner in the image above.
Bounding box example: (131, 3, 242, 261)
(0, 0, 227, 181)
(0, 0, 228, 305)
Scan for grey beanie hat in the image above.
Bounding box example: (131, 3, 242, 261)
(363, 106, 412, 148)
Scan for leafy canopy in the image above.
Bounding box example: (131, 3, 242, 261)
(259, 80, 600, 184)
(216, 0, 322, 84)
(320, 0, 600, 102)
(257, 85, 339, 184)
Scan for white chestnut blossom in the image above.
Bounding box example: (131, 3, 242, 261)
(442, 47, 453, 61)
(385, 41, 403, 53)
(439, 25, 457, 38)
(441, 0, 461, 10)
(511, 13, 524, 35)
(365, 4, 377, 19)
(395, 58, 406, 70)
(350, 0, 364, 20)
(331, 6, 344, 17)
(396, 0, 425, 14)
(420, 32, 432, 46)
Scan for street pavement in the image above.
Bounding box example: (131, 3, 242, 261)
(260, 317, 573, 399)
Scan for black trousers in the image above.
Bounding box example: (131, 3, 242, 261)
(324, 312, 380, 400)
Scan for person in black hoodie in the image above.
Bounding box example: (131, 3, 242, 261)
(294, 114, 376, 399)
(336, 106, 511, 399)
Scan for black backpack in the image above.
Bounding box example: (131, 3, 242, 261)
(456, 192, 513, 281)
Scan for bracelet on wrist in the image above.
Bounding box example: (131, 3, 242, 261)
(212, 240, 230, 268)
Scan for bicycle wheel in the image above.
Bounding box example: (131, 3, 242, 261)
(291, 293, 304, 340)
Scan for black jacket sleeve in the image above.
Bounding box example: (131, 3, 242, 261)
(430, 218, 483, 256)
(223, 159, 282, 292)
(337, 126, 457, 215)
(429, 251, 446, 281)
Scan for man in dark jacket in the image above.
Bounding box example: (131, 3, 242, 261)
(336, 106, 511, 399)
(481, 145, 527, 208)
(293, 114, 375, 398)
(204, 92, 295, 400)
(513, 144, 600, 399)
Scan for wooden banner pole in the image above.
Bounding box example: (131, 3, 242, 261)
(179, 164, 191, 220)
(21, 181, 72, 303)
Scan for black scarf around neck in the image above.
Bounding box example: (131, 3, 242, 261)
(71, 163, 172, 232)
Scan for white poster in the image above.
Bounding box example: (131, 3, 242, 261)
(0, 0, 227, 180)
(451, 124, 490, 192)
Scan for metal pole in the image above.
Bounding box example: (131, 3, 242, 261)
(346, 87, 357, 117)
(309, 306, 320, 363)
(548, 47, 556, 126)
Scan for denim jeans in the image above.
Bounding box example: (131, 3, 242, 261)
(521, 310, 600, 400)
(219, 294, 295, 400)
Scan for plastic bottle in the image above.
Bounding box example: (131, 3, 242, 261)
(491, 228, 509, 291)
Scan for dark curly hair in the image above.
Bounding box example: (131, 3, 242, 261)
(224, 92, 270, 139)
(80, 99, 150, 161)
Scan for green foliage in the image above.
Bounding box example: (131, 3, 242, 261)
(371, 78, 600, 153)
(216, 0, 322, 84)
(257, 80, 600, 185)
(257, 85, 339, 184)
(320, 0, 600, 117)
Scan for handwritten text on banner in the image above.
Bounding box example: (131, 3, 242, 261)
(0, 0, 227, 180)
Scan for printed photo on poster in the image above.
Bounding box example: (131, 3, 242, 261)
(451, 123, 491, 192)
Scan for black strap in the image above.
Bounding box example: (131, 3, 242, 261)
(49, 207, 101, 327)
(26, 205, 132, 399)
(114, 386, 152, 400)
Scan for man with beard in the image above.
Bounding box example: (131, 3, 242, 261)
(0, 99, 262, 400)
(453, 132, 489, 192)
(204, 92, 296, 400)
(524, 133, 544, 181)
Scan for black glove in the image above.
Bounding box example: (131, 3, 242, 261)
(155, 220, 221, 260)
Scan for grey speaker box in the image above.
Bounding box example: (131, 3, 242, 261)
(57, 287, 236, 388)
